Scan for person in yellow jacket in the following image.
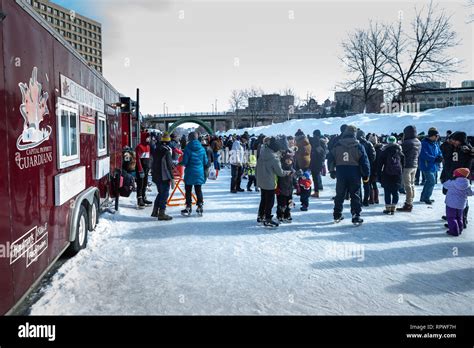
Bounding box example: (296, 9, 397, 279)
(246, 153, 258, 192)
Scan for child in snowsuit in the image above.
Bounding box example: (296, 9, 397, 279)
(297, 170, 312, 211)
(276, 153, 296, 222)
(443, 167, 473, 236)
(246, 154, 258, 192)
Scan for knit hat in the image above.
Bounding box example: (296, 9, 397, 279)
(453, 168, 470, 178)
(368, 134, 378, 145)
(356, 129, 365, 139)
(295, 129, 304, 137)
(188, 132, 198, 142)
(161, 132, 171, 142)
(387, 136, 397, 144)
(343, 125, 357, 137)
(450, 131, 467, 144)
(313, 129, 322, 137)
(428, 127, 439, 137)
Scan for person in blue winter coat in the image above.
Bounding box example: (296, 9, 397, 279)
(327, 125, 370, 224)
(180, 132, 209, 216)
(419, 128, 443, 204)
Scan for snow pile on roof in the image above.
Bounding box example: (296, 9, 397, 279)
(224, 105, 474, 136)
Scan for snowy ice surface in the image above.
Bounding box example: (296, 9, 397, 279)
(29, 170, 473, 315)
(223, 105, 474, 136)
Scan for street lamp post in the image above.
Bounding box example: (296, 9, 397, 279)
(215, 99, 218, 113)
(163, 102, 166, 115)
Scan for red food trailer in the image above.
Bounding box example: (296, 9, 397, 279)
(0, 0, 126, 315)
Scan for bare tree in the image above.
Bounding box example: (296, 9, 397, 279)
(340, 22, 387, 113)
(378, 1, 460, 102)
(228, 89, 246, 128)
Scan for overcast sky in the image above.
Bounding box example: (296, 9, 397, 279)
(53, 0, 473, 115)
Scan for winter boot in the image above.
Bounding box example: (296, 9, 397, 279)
(257, 216, 264, 224)
(352, 214, 363, 225)
(390, 205, 396, 215)
(368, 190, 375, 205)
(196, 204, 204, 216)
(284, 208, 292, 223)
(264, 216, 279, 227)
(151, 205, 159, 218)
(143, 197, 153, 206)
(158, 209, 173, 221)
(383, 205, 392, 215)
(362, 199, 369, 207)
(373, 189, 379, 204)
(311, 191, 319, 198)
(300, 205, 308, 211)
(137, 197, 145, 209)
(334, 212, 344, 223)
(181, 206, 192, 216)
(215, 170, 219, 179)
(396, 203, 413, 212)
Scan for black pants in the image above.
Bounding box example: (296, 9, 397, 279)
(247, 175, 257, 189)
(362, 182, 370, 203)
(300, 188, 311, 208)
(258, 189, 275, 220)
(277, 194, 292, 219)
(185, 184, 203, 206)
(311, 170, 323, 192)
(231, 165, 243, 191)
(136, 171, 149, 200)
(334, 177, 362, 216)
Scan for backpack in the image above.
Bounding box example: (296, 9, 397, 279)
(384, 150, 402, 176)
(119, 171, 135, 197)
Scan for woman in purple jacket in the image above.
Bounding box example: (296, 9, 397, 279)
(443, 168, 473, 236)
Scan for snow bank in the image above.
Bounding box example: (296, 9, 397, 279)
(224, 105, 474, 136)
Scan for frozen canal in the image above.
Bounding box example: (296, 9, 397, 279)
(29, 169, 473, 315)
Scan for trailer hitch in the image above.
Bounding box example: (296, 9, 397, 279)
(0, 11, 6, 22)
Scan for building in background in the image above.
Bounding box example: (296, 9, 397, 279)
(27, 0, 103, 73)
(334, 89, 384, 114)
(247, 94, 295, 114)
(404, 80, 474, 111)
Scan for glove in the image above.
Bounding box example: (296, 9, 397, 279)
(435, 156, 443, 164)
(330, 171, 336, 179)
(362, 177, 369, 184)
(139, 171, 145, 179)
(461, 145, 470, 153)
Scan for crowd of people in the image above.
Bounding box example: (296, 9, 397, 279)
(119, 124, 474, 237)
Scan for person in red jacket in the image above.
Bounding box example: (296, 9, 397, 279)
(135, 131, 152, 208)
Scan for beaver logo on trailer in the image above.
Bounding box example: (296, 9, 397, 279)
(17, 67, 52, 150)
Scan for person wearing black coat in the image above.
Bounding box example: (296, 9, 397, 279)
(367, 134, 382, 204)
(276, 153, 297, 222)
(309, 129, 327, 197)
(357, 130, 376, 206)
(397, 125, 421, 212)
(377, 136, 405, 215)
(440, 131, 474, 228)
(151, 133, 175, 221)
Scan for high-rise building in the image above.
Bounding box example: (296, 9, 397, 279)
(27, 0, 103, 73)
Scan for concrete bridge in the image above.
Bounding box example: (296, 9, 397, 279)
(142, 111, 326, 134)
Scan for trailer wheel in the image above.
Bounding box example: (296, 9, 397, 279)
(89, 197, 99, 231)
(67, 205, 88, 256)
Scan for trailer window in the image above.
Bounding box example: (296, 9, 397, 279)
(97, 113, 107, 157)
(57, 100, 80, 169)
